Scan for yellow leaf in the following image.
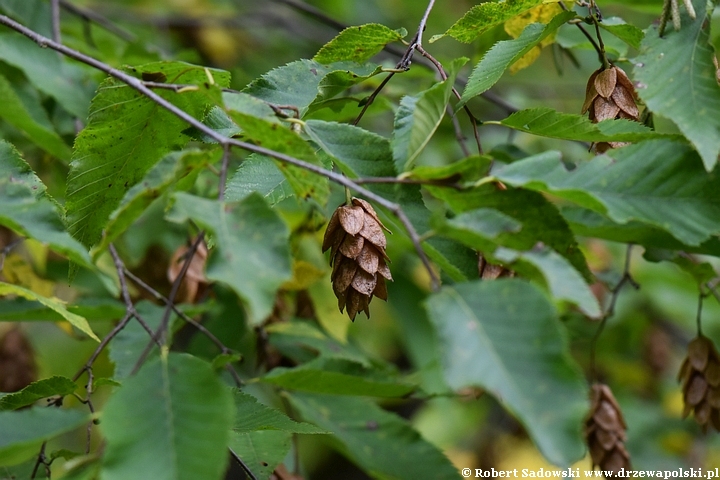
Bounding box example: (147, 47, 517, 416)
(504, 3, 564, 73)
(2, 254, 54, 297)
(281, 260, 326, 291)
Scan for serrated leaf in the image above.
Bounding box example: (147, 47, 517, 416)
(260, 357, 415, 397)
(599, 17, 644, 49)
(0, 408, 89, 467)
(166, 193, 292, 323)
(0, 73, 71, 160)
(634, 0, 720, 170)
(224, 154, 294, 205)
(314, 24, 406, 64)
(0, 141, 93, 268)
(288, 392, 461, 480)
(492, 140, 720, 246)
(101, 353, 233, 480)
(432, 0, 549, 44)
(0, 376, 78, 411)
(425, 279, 587, 466)
(488, 107, 676, 143)
(504, 5, 568, 73)
(96, 149, 219, 254)
(460, 11, 574, 107)
(228, 431, 290, 480)
(226, 111, 329, 204)
(0, 33, 93, 118)
(66, 61, 230, 250)
(0, 283, 99, 341)
(493, 247, 601, 317)
(392, 59, 465, 172)
(232, 390, 328, 434)
(243, 60, 381, 116)
(0, 297, 125, 322)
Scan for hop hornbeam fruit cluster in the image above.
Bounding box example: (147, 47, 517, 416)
(584, 383, 632, 474)
(678, 335, 720, 432)
(322, 198, 392, 321)
(582, 65, 640, 153)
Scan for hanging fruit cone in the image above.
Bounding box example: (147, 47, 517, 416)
(322, 198, 392, 321)
(581, 65, 640, 153)
(584, 383, 632, 474)
(678, 335, 720, 432)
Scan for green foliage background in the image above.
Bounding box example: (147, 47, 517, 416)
(1, 0, 720, 478)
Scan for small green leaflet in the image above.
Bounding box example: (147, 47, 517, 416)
(431, 0, 549, 44)
(599, 17, 644, 49)
(314, 24, 407, 64)
(633, 0, 720, 171)
(459, 11, 575, 108)
(0, 283, 99, 341)
(0, 376, 78, 411)
(425, 279, 587, 466)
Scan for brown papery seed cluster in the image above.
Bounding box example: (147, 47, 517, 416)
(322, 198, 392, 321)
(678, 335, 720, 432)
(585, 383, 632, 474)
(582, 66, 640, 153)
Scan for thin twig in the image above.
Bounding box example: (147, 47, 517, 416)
(72, 312, 134, 383)
(560, 3, 607, 68)
(51, 0, 61, 43)
(352, 72, 394, 125)
(0, 14, 440, 290)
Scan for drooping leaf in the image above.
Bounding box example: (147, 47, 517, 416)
(460, 11, 574, 107)
(228, 431, 290, 480)
(96, 149, 219, 254)
(0, 407, 88, 467)
(488, 107, 677, 143)
(101, 353, 233, 480)
(226, 111, 329, 205)
(391, 58, 465, 173)
(0, 376, 78, 411)
(633, 0, 720, 170)
(0, 283, 99, 341)
(65, 61, 230, 250)
(0, 141, 93, 268)
(314, 24, 406, 64)
(431, 0, 548, 44)
(425, 279, 587, 466)
(260, 357, 415, 397)
(224, 154, 294, 205)
(232, 390, 328, 434)
(0, 297, 125, 322)
(0, 33, 93, 118)
(492, 140, 720, 246)
(288, 392, 461, 480)
(166, 193, 292, 323)
(0, 74, 71, 160)
(243, 60, 381, 116)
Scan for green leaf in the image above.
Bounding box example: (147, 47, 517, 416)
(0, 0, 52, 37)
(226, 111, 329, 204)
(66, 61, 230, 250)
(392, 59, 465, 172)
(410, 155, 493, 183)
(0, 283, 99, 341)
(304, 120, 395, 178)
(434, 208, 523, 252)
(431, 0, 547, 44)
(0, 33, 93, 118)
(488, 107, 676, 143)
(266, 320, 370, 365)
(0, 376, 78, 411)
(166, 193, 292, 323)
(0, 297, 125, 322)
(228, 431, 290, 480)
(0, 141, 93, 268)
(101, 353, 234, 480)
(425, 279, 587, 466)
(599, 17, 644, 49)
(96, 149, 219, 254)
(492, 141, 720, 246)
(633, 0, 720, 170)
(243, 60, 381, 116)
(459, 11, 575, 107)
(426, 184, 591, 281)
(0, 407, 89, 467)
(224, 154, 294, 205)
(314, 24, 406, 64)
(232, 390, 328, 434)
(288, 392, 461, 480)
(109, 301, 168, 380)
(493, 247, 601, 317)
(0, 74, 71, 159)
(260, 357, 415, 397)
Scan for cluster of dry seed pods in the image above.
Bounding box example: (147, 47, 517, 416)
(585, 383, 632, 473)
(679, 335, 720, 432)
(582, 66, 640, 153)
(322, 198, 392, 321)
